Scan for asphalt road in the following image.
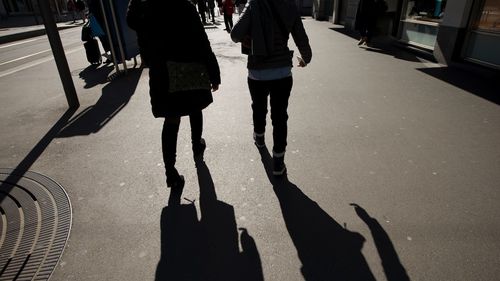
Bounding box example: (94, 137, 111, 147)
(1, 18, 500, 281)
(0, 27, 82, 78)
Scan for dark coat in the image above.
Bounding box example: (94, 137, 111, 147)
(355, 0, 376, 32)
(231, 0, 312, 70)
(127, 0, 221, 118)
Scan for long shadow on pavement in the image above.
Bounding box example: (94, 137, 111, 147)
(78, 64, 115, 89)
(155, 159, 263, 281)
(258, 148, 410, 281)
(1, 67, 142, 202)
(58, 67, 142, 137)
(329, 27, 424, 63)
(0, 108, 77, 203)
(258, 148, 375, 280)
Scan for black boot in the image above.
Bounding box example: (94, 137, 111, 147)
(193, 138, 206, 158)
(273, 151, 286, 176)
(166, 168, 185, 189)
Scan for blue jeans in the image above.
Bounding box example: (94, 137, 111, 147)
(248, 76, 293, 154)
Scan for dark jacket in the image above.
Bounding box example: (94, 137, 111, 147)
(230, 0, 312, 70)
(127, 0, 221, 118)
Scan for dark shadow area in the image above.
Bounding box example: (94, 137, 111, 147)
(258, 148, 376, 280)
(0, 108, 77, 203)
(57, 68, 142, 137)
(328, 27, 422, 62)
(417, 66, 500, 106)
(78, 64, 114, 89)
(155, 159, 264, 281)
(350, 204, 411, 281)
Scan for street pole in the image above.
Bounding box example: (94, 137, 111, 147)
(37, 0, 80, 109)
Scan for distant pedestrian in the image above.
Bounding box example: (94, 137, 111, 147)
(67, 0, 77, 23)
(221, 0, 234, 32)
(231, 0, 312, 176)
(75, 0, 87, 23)
(127, 0, 221, 190)
(88, 0, 112, 63)
(207, 0, 216, 24)
(197, 0, 208, 24)
(355, 0, 387, 46)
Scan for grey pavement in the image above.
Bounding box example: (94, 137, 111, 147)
(0, 19, 83, 44)
(1, 17, 500, 281)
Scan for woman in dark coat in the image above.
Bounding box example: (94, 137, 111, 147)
(127, 0, 221, 189)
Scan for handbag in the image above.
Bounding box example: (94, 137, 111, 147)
(167, 61, 211, 93)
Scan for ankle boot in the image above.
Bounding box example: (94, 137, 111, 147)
(166, 168, 185, 189)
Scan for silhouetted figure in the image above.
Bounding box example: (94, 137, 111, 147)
(197, 0, 208, 24)
(75, 0, 86, 23)
(221, 0, 235, 32)
(88, 0, 112, 63)
(231, 0, 312, 176)
(355, 0, 387, 46)
(207, 0, 217, 23)
(127, 0, 220, 190)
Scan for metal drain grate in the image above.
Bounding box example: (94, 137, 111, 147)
(0, 169, 72, 281)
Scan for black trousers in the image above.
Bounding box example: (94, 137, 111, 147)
(162, 111, 203, 173)
(248, 76, 293, 154)
(224, 13, 233, 31)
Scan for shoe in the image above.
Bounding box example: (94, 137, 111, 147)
(273, 152, 286, 176)
(166, 169, 185, 189)
(193, 138, 206, 158)
(357, 37, 367, 46)
(253, 132, 265, 148)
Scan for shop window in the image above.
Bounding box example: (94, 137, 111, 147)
(472, 0, 500, 33)
(404, 0, 447, 23)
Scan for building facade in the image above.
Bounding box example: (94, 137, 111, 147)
(316, 0, 500, 70)
(1, 0, 71, 19)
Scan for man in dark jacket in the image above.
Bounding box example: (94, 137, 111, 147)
(231, 0, 312, 176)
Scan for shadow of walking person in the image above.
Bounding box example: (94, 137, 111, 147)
(155, 160, 264, 281)
(156, 198, 205, 281)
(258, 148, 377, 281)
(350, 204, 411, 281)
(196, 159, 264, 281)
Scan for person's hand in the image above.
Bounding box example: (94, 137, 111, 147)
(211, 84, 219, 92)
(297, 56, 307, 67)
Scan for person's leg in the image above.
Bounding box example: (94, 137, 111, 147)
(189, 110, 206, 157)
(248, 78, 269, 147)
(211, 8, 216, 23)
(162, 117, 184, 188)
(358, 26, 368, 45)
(224, 13, 230, 31)
(269, 76, 293, 175)
(228, 13, 233, 29)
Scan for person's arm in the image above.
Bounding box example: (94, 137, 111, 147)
(291, 16, 312, 65)
(230, 1, 251, 43)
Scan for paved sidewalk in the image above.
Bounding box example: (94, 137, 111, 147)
(1, 17, 500, 281)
